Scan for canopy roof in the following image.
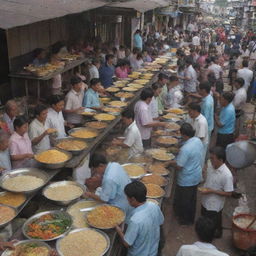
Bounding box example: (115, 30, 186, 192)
(0, 0, 171, 29)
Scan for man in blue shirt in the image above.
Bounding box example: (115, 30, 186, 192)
(99, 54, 115, 88)
(199, 82, 214, 140)
(115, 181, 164, 256)
(82, 78, 101, 110)
(169, 123, 204, 225)
(84, 153, 132, 218)
(133, 30, 143, 51)
(215, 92, 235, 149)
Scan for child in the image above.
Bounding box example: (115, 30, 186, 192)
(166, 76, 183, 108)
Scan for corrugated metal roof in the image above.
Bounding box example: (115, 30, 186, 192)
(0, 0, 171, 29)
(0, 0, 107, 29)
(110, 0, 171, 12)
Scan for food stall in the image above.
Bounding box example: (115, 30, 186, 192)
(0, 53, 183, 256)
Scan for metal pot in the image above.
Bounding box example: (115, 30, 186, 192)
(226, 141, 256, 169)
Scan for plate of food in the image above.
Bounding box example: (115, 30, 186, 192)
(0, 204, 16, 229)
(162, 113, 181, 120)
(22, 210, 72, 241)
(122, 163, 147, 179)
(145, 183, 165, 199)
(156, 136, 178, 147)
(100, 97, 111, 104)
(165, 108, 187, 115)
(133, 79, 150, 85)
(80, 108, 97, 117)
(86, 205, 125, 230)
(146, 149, 175, 162)
(165, 122, 181, 131)
(94, 113, 116, 122)
(122, 87, 138, 92)
(34, 149, 72, 169)
(0, 191, 26, 208)
(42, 181, 86, 206)
(102, 107, 121, 115)
(105, 87, 120, 93)
(2, 240, 52, 256)
(55, 138, 88, 155)
(148, 163, 169, 176)
(141, 174, 168, 187)
(0, 168, 49, 193)
(67, 200, 102, 229)
(69, 128, 98, 140)
(56, 228, 110, 256)
(114, 92, 134, 99)
(85, 121, 108, 130)
(108, 101, 127, 108)
(127, 83, 144, 89)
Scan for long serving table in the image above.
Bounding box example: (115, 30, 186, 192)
(9, 58, 90, 99)
(5, 56, 177, 255)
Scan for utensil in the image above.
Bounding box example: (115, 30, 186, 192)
(0, 168, 49, 193)
(22, 210, 72, 241)
(42, 181, 86, 206)
(56, 228, 110, 256)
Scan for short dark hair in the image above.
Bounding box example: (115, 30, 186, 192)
(180, 123, 195, 137)
(122, 109, 134, 120)
(13, 116, 28, 130)
(199, 81, 211, 93)
(195, 217, 216, 243)
(242, 60, 249, 68)
(92, 58, 100, 65)
(48, 94, 64, 106)
(124, 181, 146, 203)
(140, 88, 154, 101)
(34, 104, 48, 117)
(235, 78, 245, 88)
(158, 73, 169, 81)
(185, 57, 193, 65)
(209, 146, 226, 162)
(169, 76, 179, 83)
(90, 78, 101, 87)
(152, 83, 160, 91)
(211, 56, 217, 63)
(221, 92, 234, 103)
(89, 153, 108, 168)
(188, 102, 201, 113)
(106, 54, 114, 62)
(33, 48, 44, 58)
(70, 76, 82, 86)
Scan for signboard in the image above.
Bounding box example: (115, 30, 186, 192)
(178, 0, 195, 7)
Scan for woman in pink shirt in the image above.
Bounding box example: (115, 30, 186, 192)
(10, 116, 34, 168)
(115, 60, 129, 79)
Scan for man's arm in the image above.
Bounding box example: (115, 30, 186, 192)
(115, 225, 130, 248)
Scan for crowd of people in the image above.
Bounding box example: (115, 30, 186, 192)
(0, 20, 256, 256)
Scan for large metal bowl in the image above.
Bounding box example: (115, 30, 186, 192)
(22, 210, 72, 241)
(0, 168, 49, 193)
(42, 181, 86, 206)
(55, 137, 88, 156)
(122, 163, 147, 180)
(0, 204, 17, 229)
(1, 240, 52, 256)
(34, 148, 72, 169)
(68, 127, 98, 141)
(56, 228, 110, 256)
(86, 204, 126, 230)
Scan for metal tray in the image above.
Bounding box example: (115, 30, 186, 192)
(55, 137, 88, 156)
(0, 204, 17, 229)
(0, 168, 49, 193)
(86, 204, 126, 230)
(68, 127, 99, 140)
(22, 210, 72, 241)
(0, 191, 27, 209)
(122, 163, 147, 180)
(1, 240, 52, 256)
(34, 148, 72, 170)
(56, 228, 110, 256)
(42, 181, 86, 206)
(155, 136, 179, 147)
(141, 173, 169, 187)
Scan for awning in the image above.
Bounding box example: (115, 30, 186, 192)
(0, 0, 107, 30)
(110, 0, 170, 13)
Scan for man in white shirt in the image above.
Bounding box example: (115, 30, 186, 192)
(176, 216, 229, 256)
(237, 60, 253, 91)
(187, 102, 209, 163)
(184, 58, 198, 93)
(112, 109, 143, 159)
(29, 104, 51, 154)
(208, 57, 222, 80)
(64, 76, 84, 125)
(199, 147, 233, 238)
(233, 78, 247, 111)
(89, 59, 100, 79)
(3, 100, 18, 134)
(0, 131, 11, 173)
(192, 33, 200, 47)
(149, 83, 162, 119)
